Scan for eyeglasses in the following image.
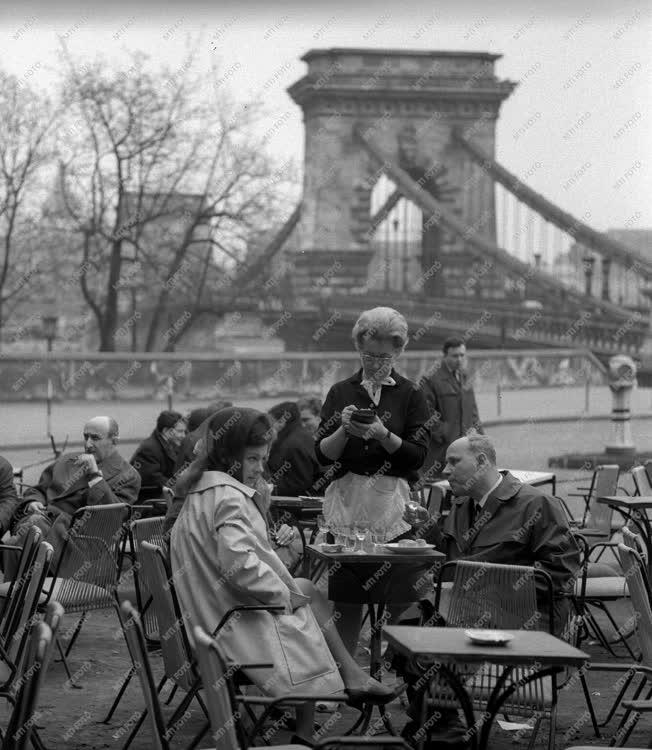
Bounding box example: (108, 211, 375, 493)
(360, 352, 395, 361)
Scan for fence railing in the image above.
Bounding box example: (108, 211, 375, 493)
(0, 348, 606, 402)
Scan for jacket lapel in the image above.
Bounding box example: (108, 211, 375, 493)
(99, 450, 126, 483)
(453, 472, 519, 551)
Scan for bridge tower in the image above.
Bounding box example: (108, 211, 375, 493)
(287, 48, 516, 298)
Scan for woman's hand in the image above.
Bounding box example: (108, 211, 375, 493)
(274, 523, 296, 546)
(346, 414, 388, 441)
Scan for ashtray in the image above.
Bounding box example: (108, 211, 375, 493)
(464, 629, 514, 646)
(321, 543, 343, 553)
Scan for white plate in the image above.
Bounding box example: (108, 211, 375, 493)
(464, 629, 514, 646)
(382, 543, 437, 553)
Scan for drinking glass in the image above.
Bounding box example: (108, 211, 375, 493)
(316, 514, 329, 545)
(343, 525, 356, 552)
(354, 524, 368, 554)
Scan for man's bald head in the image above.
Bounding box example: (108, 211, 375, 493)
(83, 416, 119, 464)
(84, 416, 119, 440)
(444, 433, 500, 499)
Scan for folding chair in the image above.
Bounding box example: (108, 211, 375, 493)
(118, 541, 211, 750)
(193, 624, 400, 750)
(102, 515, 167, 724)
(429, 560, 570, 750)
(39, 503, 130, 683)
(564, 465, 621, 529)
(0, 526, 43, 631)
(603, 545, 652, 746)
(1, 621, 52, 750)
(572, 528, 637, 662)
(0, 543, 55, 750)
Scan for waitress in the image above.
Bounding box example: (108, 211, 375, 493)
(315, 306, 430, 654)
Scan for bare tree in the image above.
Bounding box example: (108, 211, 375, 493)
(54, 45, 292, 351)
(0, 72, 57, 347)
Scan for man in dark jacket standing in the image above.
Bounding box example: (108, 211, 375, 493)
(131, 410, 186, 502)
(419, 337, 482, 482)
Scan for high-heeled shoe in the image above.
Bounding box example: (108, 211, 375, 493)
(344, 682, 404, 708)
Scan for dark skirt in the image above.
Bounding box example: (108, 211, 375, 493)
(326, 530, 440, 604)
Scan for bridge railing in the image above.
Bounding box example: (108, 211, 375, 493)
(0, 348, 606, 402)
(329, 293, 646, 355)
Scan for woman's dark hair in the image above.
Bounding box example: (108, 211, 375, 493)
(175, 407, 272, 496)
(186, 400, 234, 432)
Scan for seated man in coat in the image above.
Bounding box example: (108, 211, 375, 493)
(410, 433, 580, 631)
(0, 454, 19, 537)
(400, 433, 581, 746)
(6, 416, 140, 571)
(130, 410, 186, 502)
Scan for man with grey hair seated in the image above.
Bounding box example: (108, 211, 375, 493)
(5, 416, 140, 571)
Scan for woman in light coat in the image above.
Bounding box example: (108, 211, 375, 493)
(170, 407, 393, 743)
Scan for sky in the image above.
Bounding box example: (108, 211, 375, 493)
(2, 0, 651, 236)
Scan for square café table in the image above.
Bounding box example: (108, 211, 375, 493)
(306, 543, 444, 735)
(383, 625, 589, 750)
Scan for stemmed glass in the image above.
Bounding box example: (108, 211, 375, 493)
(315, 514, 329, 545)
(353, 524, 368, 554)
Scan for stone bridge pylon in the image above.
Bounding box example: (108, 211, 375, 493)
(287, 47, 516, 298)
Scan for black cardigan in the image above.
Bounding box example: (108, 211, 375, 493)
(314, 368, 429, 486)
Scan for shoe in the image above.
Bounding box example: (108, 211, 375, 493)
(344, 683, 403, 708)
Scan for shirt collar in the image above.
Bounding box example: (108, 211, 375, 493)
(360, 375, 396, 405)
(476, 475, 503, 509)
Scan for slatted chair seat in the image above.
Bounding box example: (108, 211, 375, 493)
(36, 503, 130, 685)
(0, 577, 105, 606)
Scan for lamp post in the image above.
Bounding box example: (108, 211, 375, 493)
(583, 254, 595, 298)
(42, 307, 59, 353)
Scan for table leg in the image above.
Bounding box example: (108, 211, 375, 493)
(414, 662, 478, 750)
(479, 666, 561, 750)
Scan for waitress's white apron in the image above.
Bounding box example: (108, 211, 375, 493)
(323, 471, 411, 542)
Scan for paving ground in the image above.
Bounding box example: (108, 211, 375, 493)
(1, 393, 651, 748)
(4, 583, 649, 749)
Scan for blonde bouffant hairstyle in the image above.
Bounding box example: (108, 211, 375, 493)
(351, 307, 409, 353)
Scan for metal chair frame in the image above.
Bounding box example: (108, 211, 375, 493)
(1, 621, 52, 750)
(39, 503, 130, 683)
(430, 560, 565, 750)
(193, 624, 401, 750)
(0, 526, 43, 637)
(102, 515, 167, 724)
(563, 465, 621, 531)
